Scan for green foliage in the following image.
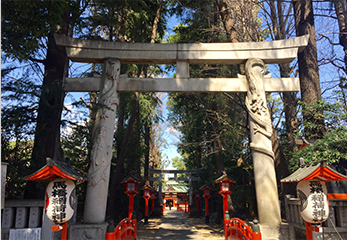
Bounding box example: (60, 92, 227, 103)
(1, 139, 33, 199)
(295, 97, 347, 138)
(84, 0, 167, 42)
(1, 0, 67, 61)
(289, 127, 347, 172)
(1, 66, 42, 199)
(172, 156, 186, 170)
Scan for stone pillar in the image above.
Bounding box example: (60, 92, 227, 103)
(245, 58, 281, 225)
(158, 174, 163, 205)
(188, 174, 193, 206)
(84, 58, 120, 223)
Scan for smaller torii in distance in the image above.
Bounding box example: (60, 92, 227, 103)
(55, 34, 309, 239)
(149, 168, 202, 207)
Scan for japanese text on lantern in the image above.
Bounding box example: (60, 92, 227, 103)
(51, 181, 67, 223)
(309, 181, 325, 222)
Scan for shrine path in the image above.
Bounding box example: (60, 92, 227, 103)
(137, 208, 224, 240)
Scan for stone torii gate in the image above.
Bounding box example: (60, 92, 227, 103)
(149, 168, 202, 206)
(55, 34, 308, 239)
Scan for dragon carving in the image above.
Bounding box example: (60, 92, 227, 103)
(245, 58, 274, 158)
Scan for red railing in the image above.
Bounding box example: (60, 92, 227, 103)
(225, 218, 261, 240)
(177, 204, 188, 212)
(105, 218, 137, 240)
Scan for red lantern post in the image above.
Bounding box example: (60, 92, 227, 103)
(184, 195, 188, 213)
(213, 171, 235, 239)
(121, 174, 141, 219)
(213, 171, 235, 215)
(141, 181, 154, 224)
(151, 191, 157, 213)
(199, 184, 212, 224)
(195, 193, 200, 213)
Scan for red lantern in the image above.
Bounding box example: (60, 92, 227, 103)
(151, 191, 157, 212)
(213, 172, 235, 214)
(203, 189, 210, 198)
(199, 184, 213, 224)
(213, 171, 236, 239)
(121, 174, 141, 219)
(141, 181, 154, 223)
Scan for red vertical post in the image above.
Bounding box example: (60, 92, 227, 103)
(305, 221, 313, 240)
(152, 198, 155, 212)
(223, 195, 228, 214)
(205, 196, 209, 224)
(128, 195, 134, 219)
(145, 198, 149, 217)
(61, 222, 67, 240)
(133, 218, 137, 239)
(196, 198, 199, 212)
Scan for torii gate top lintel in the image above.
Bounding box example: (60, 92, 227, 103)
(56, 34, 309, 94)
(55, 34, 309, 65)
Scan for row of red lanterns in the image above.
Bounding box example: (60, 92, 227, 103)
(122, 175, 158, 223)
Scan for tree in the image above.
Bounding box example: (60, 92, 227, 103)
(289, 127, 347, 171)
(2, 0, 88, 199)
(293, 0, 326, 139)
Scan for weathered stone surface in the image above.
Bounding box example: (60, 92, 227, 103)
(28, 207, 42, 228)
(68, 223, 108, 240)
(83, 58, 120, 224)
(2, 207, 15, 229)
(2, 162, 8, 209)
(260, 224, 280, 240)
(64, 75, 300, 93)
(245, 59, 281, 225)
(9, 228, 41, 240)
(55, 34, 309, 65)
(15, 207, 29, 228)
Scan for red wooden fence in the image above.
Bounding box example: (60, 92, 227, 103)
(225, 218, 261, 240)
(177, 204, 188, 212)
(105, 218, 137, 240)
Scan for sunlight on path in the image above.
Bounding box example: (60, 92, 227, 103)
(153, 210, 206, 240)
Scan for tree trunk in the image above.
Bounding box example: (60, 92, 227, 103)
(215, 0, 238, 43)
(25, 13, 70, 199)
(334, 0, 347, 75)
(151, 0, 163, 44)
(268, 1, 297, 198)
(144, 121, 151, 181)
(293, 0, 325, 139)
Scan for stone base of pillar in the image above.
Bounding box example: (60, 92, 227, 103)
(68, 222, 108, 240)
(259, 223, 296, 240)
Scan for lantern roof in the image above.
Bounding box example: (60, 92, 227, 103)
(199, 183, 212, 190)
(213, 171, 236, 184)
(281, 160, 347, 183)
(25, 157, 87, 182)
(121, 173, 142, 184)
(141, 180, 154, 191)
